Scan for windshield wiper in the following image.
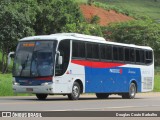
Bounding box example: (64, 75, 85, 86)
(19, 54, 29, 76)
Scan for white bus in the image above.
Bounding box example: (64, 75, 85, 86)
(9, 33, 154, 100)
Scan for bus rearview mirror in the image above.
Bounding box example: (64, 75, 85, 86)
(8, 52, 15, 65)
(58, 56, 63, 65)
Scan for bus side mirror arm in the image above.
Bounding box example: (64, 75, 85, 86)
(8, 52, 15, 65)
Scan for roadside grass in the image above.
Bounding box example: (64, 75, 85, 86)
(0, 74, 13, 96)
(0, 74, 32, 96)
(154, 74, 160, 92)
(154, 67, 160, 92)
(0, 52, 30, 96)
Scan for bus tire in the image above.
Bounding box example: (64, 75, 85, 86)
(122, 83, 136, 99)
(36, 94, 48, 100)
(96, 93, 109, 99)
(68, 82, 80, 100)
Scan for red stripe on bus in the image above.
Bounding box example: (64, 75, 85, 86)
(71, 60, 124, 68)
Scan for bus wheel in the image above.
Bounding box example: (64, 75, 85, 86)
(122, 83, 136, 99)
(36, 94, 48, 100)
(96, 93, 109, 99)
(68, 82, 80, 100)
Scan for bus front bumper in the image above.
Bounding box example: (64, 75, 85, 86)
(13, 85, 54, 94)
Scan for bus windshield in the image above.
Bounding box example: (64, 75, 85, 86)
(13, 41, 57, 77)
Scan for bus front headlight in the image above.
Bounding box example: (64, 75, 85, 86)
(41, 82, 52, 86)
(12, 78, 19, 85)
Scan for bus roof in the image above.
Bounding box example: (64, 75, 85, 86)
(20, 33, 153, 50)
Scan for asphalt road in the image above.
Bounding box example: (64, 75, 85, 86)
(0, 92, 160, 111)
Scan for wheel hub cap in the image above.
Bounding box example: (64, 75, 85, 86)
(73, 86, 79, 97)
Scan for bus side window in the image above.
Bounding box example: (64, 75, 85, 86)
(100, 44, 105, 60)
(92, 43, 99, 59)
(145, 50, 153, 64)
(106, 45, 112, 61)
(136, 49, 140, 63)
(79, 42, 85, 58)
(86, 43, 92, 59)
(136, 49, 145, 64)
(72, 41, 79, 58)
(130, 48, 135, 63)
(113, 46, 118, 61)
(72, 41, 85, 59)
(118, 47, 124, 61)
(140, 50, 145, 64)
(125, 48, 130, 62)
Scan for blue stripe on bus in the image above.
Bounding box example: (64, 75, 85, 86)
(85, 66, 141, 93)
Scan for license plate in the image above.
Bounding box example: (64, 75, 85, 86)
(26, 88, 33, 92)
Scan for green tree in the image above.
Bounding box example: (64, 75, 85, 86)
(62, 22, 103, 37)
(88, 0, 95, 6)
(34, 0, 84, 35)
(0, 0, 37, 73)
(90, 15, 100, 24)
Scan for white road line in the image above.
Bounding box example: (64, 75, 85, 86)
(44, 105, 160, 111)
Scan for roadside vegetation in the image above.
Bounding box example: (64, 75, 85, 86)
(154, 75, 160, 92)
(0, 73, 32, 96)
(154, 67, 160, 92)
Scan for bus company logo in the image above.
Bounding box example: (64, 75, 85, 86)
(109, 69, 122, 74)
(128, 69, 136, 74)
